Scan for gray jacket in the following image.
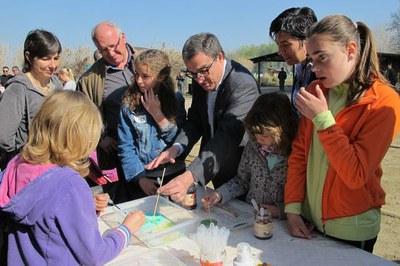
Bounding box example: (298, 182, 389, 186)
(0, 73, 62, 154)
(218, 139, 287, 219)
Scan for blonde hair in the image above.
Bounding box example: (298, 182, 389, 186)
(58, 68, 75, 81)
(22, 90, 103, 176)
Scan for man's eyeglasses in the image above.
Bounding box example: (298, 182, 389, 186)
(184, 57, 216, 79)
(97, 34, 121, 54)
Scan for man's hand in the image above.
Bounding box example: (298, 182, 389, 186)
(287, 213, 314, 239)
(157, 170, 194, 202)
(138, 177, 159, 195)
(201, 190, 222, 209)
(98, 136, 117, 154)
(145, 145, 179, 170)
(295, 85, 328, 119)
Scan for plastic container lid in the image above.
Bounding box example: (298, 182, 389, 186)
(101, 195, 198, 247)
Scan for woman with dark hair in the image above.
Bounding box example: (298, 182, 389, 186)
(0, 29, 63, 170)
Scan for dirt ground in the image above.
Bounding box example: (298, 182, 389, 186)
(374, 134, 400, 263)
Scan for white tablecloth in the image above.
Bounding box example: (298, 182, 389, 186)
(99, 196, 396, 266)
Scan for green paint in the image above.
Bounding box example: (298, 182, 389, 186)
(141, 213, 175, 233)
(200, 218, 218, 227)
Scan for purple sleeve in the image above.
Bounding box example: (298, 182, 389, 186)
(54, 178, 130, 265)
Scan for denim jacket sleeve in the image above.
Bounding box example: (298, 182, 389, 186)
(158, 121, 178, 144)
(117, 108, 146, 182)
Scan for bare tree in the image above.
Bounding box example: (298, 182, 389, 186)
(0, 45, 9, 68)
(388, 7, 400, 52)
(12, 46, 24, 69)
(373, 25, 396, 53)
(59, 46, 92, 79)
(161, 46, 184, 79)
(226, 51, 254, 71)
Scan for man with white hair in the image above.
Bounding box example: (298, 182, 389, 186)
(77, 21, 136, 203)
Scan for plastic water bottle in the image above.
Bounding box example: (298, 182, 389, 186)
(233, 242, 254, 266)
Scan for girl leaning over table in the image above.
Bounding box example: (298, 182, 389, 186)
(202, 92, 299, 220)
(284, 15, 400, 252)
(0, 91, 145, 265)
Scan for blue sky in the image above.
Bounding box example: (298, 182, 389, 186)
(1, 0, 399, 55)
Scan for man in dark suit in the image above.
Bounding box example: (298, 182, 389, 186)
(146, 32, 260, 202)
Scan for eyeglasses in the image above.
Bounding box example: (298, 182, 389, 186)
(97, 34, 121, 54)
(184, 57, 216, 79)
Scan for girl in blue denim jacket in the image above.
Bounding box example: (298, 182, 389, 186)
(118, 49, 186, 196)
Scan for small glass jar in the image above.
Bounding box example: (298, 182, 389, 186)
(182, 183, 197, 210)
(200, 248, 226, 266)
(254, 210, 273, 239)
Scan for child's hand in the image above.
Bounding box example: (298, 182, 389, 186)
(141, 88, 162, 121)
(287, 213, 313, 239)
(295, 85, 328, 119)
(122, 211, 146, 234)
(201, 190, 222, 209)
(138, 177, 159, 195)
(260, 203, 279, 219)
(94, 193, 109, 213)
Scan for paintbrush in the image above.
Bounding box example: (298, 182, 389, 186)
(102, 174, 112, 183)
(204, 185, 212, 221)
(108, 198, 127, 215)
(132, 234, 150, 248)
(152, 168, 166, 218)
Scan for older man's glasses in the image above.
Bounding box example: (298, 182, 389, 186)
(184, 57, 216, 79)
(97, 34, 121, 54)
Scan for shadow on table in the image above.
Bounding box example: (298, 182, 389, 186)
(164, 247, 199, 266)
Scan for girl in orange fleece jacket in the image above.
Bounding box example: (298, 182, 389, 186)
(285, 15, 400, 252)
